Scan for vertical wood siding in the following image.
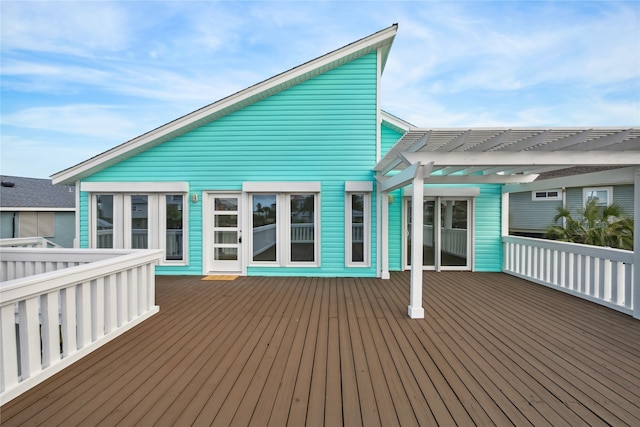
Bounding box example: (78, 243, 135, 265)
(79, 53, 379, 277)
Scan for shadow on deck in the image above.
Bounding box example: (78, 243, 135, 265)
(2, 272, 639, 426)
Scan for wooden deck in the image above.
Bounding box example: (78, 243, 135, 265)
(2, 272, 639, 426)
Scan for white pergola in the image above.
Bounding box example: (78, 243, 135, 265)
(374, 127, 640, 318)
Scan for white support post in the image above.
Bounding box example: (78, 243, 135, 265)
(633, 167, 640, 319)
(408, 165, 425, 319)
(381, 190, 390, 279)
(502, 191, 510, 271)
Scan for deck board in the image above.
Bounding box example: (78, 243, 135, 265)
(2, 272, 639, 426)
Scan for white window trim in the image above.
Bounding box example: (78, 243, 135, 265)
(345, 190, 371, 267)
(243, 182, 321, 193)
(90, 192, 188, 265)
(160, 194, 188, 265)
(248, 191, 320, 268)
(82, 182, 188, 193)
(532, 189, 563, 201)
(583, 186, 613, 207)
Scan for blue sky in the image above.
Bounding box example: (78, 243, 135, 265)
(1, 0, 639, 179)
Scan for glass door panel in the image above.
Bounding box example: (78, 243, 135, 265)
(440, 200, 468, 267)
(406, 199, 435, 267)
(209, 194, 242, 272)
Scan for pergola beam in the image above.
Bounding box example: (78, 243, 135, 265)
(400, 151, 640, 167)
(377, 161, 433, 193)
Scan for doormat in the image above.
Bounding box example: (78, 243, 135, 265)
(202, 275, 239, 281)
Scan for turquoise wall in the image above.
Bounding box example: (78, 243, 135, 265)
(80, 52, 380, 277)
(473, 184, 503, 271)
(380, 123, 405, 271)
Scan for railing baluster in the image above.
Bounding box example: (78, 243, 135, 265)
(105, 273, 118, 334)
(18, 297, 41, 380)
(93, 278, 105, 340)
(61, 286, 77, 357)
(41, 291, 60, 368)
(0, 304, 19, 392)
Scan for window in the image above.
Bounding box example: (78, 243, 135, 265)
(345, 182, 372, 267)
(18, 212, 55, 238)
(584, 187, 612, 207)
(92, 193, 186, 263)
(249, 192, 319, 267)
(252, 194, 277, 262)
(532, 189, 562, 201)
(165, 195, 184, 261)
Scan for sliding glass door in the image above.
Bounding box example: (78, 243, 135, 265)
(405, 197, 471, 271)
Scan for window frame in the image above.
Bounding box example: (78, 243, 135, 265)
(583, 186, 613, 207)
(90, 191, 187, 265)
(531, 189, 563, 201)
(248, 190, 320, 268)
(345, 191, 371, 267)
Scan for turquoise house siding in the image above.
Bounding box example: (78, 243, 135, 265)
(79, 53, 380, 277)
(381, 124, 404, 157)
(380, 122, 405, 271)
(474, 184, 503, 272)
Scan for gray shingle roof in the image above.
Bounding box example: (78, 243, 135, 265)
(0, 176, 75, 209)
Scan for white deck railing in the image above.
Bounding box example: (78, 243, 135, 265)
(422, 226, 467, 258)
(0, 237, 60, 248)
(503, 236, 634, 317)
(0, 248, 163, 403)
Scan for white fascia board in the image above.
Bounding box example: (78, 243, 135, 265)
(242, 182, 321, 192)
(380, 111, 414, 133)
(401, 151, 640, 167)
(80, 182, 189, 193)
(503, 167, 636, 193)
(52, 26, 398, 186)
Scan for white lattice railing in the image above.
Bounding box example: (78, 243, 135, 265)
(503, 236, 634, 317)
(0, 248, 163, 403)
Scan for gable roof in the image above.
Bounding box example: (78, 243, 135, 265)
(51, 24, 399, 185)
(0, 176, 75, 210)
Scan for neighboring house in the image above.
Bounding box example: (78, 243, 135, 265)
(50, 24, 640, 298)
(0, 175, 76, 247)
(509, 167, 635, 237)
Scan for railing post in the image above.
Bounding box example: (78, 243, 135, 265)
(408, 165, 425, 319)
(633, 167, 640, 319)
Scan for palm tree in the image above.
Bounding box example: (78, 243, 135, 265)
(545, 199, 634, 250)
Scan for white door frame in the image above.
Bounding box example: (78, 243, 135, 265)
(203, 192, 244, 275)
(403, 196, 474, 271)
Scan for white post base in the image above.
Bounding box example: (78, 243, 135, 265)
(381, 271, 390, 279)
(408, 306, 425, 319)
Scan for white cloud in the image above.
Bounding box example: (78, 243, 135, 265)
(1, 1, 133, 55)
(1, 104, 140, 139)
